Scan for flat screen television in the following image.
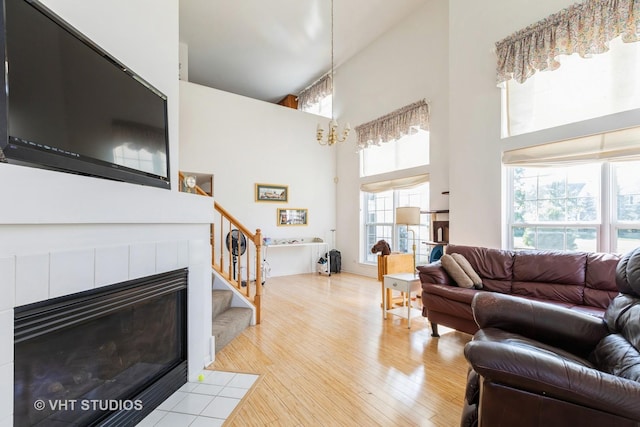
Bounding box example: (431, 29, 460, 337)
(0, 0, 171, 189)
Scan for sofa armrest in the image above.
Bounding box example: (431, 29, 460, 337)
(417, 262, 452, 287)
(464, 339, 640, 421)
(472, 292, 609, 354)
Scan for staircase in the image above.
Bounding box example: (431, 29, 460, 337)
(212, 288, 253, 353)
(178, 171, 264, 353)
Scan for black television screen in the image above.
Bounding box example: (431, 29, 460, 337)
(0, 0, 171, 189)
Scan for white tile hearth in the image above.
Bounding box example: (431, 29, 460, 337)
(15, 253, 49, 306)
(136, 370, 258, 426)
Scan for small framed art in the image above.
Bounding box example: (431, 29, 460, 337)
(255, 183, 288, 202)
(277, 208, 308, 226)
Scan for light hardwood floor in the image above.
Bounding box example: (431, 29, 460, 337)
(210, 272, 472, 427)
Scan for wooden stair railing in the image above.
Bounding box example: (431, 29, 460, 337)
(178, 172, 263, 324)
(213, 202, 263, 324)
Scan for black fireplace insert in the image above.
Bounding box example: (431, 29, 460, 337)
(14, 268, 188, 426)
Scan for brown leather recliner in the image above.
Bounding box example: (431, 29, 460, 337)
(461, 247, 640, 427)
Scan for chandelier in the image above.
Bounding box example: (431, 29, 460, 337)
(317, 0, 350, 146)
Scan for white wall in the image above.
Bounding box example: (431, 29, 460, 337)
(0, 1, 213, 423)
(179, 82, 337, 276)
(335, 0, 450, 277)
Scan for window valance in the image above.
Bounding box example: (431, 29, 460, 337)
(297, 74, 332, 111)
(355, 99, 430, 150)
(496, 0, 640, 85)
(359, 174, 429, 193)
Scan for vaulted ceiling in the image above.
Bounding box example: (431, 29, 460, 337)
(179, 0, 428, 103)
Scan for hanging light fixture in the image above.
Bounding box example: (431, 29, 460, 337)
(317, 0, 350, 146)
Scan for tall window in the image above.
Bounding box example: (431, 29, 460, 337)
(499, 2, 640, 254)
(362, 183, 429, 264)
(506, 160, 640, 253)
(357, 99, 431, 264)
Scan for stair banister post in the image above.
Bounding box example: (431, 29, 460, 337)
(254, 228, 262, 324)
(210, 223, 215, 269)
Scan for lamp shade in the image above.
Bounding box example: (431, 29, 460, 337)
(395, 207, 421, 225)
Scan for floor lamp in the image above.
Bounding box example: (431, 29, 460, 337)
(395, 207, 421, 275)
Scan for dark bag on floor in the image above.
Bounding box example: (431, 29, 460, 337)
(327, 249, 341, 273)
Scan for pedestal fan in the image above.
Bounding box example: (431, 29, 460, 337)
(225, 229, 247, 281)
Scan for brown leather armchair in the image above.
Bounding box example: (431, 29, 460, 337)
(461, 247, 640, 427)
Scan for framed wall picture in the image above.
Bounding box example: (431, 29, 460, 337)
(255, 183, 288, 202)
(277, 208, 308, 226)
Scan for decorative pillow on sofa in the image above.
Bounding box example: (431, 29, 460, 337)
(451, 253, 483, 289)
(441, 254, 474, 288)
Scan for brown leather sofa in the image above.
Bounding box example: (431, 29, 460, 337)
(417, 244, 620, 337)
(460, 247, 640, 427)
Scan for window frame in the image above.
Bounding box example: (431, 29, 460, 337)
(505, 160, 640, 254)
(361, 183, 430, 265)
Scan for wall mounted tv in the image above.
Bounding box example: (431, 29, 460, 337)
(0, 0, 171, 189)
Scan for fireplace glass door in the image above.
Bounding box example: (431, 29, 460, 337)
(14, 268, 188, 426)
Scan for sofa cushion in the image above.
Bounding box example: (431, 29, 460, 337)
(512, 281, 584, 305)
(616, 247, 640, 297)
(585, 252, 621, 308)
(479, 278, 512, 294)
(452, 253, 483, 288)
(591, 333, 640, 382)
(473, 328, 597, 369)
(447, 245, 515, 283)
(604, 294, 640, 348)
(512, 250, 588, 304)
(441, 254, 474, 288)
(513, 250, 587, 285)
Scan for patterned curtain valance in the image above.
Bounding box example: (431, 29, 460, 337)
(297, 74, 332, 110)
(355, 99, 430, 150)
(495, 0, 640, 85)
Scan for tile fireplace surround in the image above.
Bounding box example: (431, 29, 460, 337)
(0, 235, 213, 425)
(0, 164, 216, 425)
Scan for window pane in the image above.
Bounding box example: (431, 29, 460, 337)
(511, 164, 600, 224)
(397, 185, 430, 265)
(572, 227, 597, 252)
(300, 94, 332, 119)
(396, 131, 429, 171)
(614, 162, 640, 222)
(360, 130, 429, 177)
(616, 228, 640, 254)
(512, 226, 531, 249)
(513, 226, 597, 252)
